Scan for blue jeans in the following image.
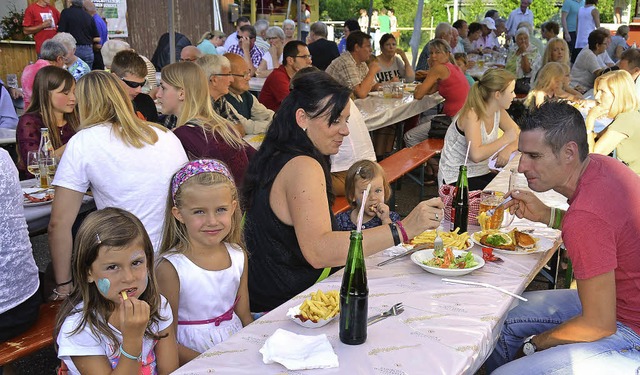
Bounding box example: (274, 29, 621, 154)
(486, 290, 640, 374)
(75, 44, 94, 69)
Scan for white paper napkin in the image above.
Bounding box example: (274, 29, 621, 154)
(259, 328, 339, 370)
(488, 144, 518, 171)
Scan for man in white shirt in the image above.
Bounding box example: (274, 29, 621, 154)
(506, 0, 534, 40)
(254, 19, 270, 53)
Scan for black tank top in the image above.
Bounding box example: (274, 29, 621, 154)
(245, 152, 339, 312)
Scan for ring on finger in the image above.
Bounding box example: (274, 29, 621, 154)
(435, 213, 439, 220)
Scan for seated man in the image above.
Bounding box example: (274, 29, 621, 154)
(179, 45, 203, 62)
(224, 53, 274, 135)
(195, 54, 245, 136)
(415, 22, 455, 74)
(618, 48, 640, 101)
(0, 80, 19, 129)
(259, 41, 312, 112)
(307, 21, 340, 71)
(110, 50, 159, 123)
(227, 25, 264, 76)
(486, 101, 640, 374)
(21, 39, 67, 109)
(326, 31, 380, 99)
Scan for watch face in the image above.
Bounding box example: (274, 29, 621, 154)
(523, 341, 536, 356)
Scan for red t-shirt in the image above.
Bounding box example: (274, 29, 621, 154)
(563, 154, 640, 335)
(437, 62, 470, 117)
(23, 3, 60, 54)
(259, 65, 290, 112)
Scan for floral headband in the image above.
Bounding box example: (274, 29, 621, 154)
(171, 159, 234, 204)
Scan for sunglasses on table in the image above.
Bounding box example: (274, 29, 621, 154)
(120, 77, 147, 88)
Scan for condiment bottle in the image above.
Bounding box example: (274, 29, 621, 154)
(339, 230, 368, 345)
(450, 165, 469, 233)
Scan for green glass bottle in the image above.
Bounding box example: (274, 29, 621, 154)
(339, 230, 368, 345)
(450, 165, 469, 233)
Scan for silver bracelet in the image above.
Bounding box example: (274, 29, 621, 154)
(52, 287, 71, 300)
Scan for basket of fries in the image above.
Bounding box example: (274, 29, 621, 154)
(287, 290, 340, 328)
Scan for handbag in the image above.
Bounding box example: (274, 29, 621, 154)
(514, 77, 531, 95)
(438, 184, 482, 226)
(427, 115, 452, 139)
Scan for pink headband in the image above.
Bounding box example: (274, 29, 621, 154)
(171, 159, 234, 204)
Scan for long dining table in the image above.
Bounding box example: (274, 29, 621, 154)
(355, 91, 443, 132)
(172, 161, 569, 375)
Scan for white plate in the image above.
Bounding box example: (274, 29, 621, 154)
(286, 303, 338, 328)
(23, 188, 54, 207)
(471, 231, 552, 255)
(411, 249, 484, 276)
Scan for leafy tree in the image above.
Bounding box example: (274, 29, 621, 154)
(496, 0, 560, 27)
(463, 0, 487, 23)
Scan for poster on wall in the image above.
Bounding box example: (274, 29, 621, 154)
(93, 0, 127, 37)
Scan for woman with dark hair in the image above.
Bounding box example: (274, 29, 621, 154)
(16, 65, 79, 178)
(242, 71, 444, 312)
(570, 29, 609, 92)
(375, 33, 415, 82)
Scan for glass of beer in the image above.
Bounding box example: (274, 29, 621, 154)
(479, 191, 514, 229)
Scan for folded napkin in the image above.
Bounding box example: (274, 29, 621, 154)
(259, 328, 339, 370)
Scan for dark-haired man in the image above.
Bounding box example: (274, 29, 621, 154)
(223, 16, 251, 52)
(228, 25, 264, 76)
(487, 101, 640, 374)
(259, 41, 312, 111)
(618, 48, 640, 101)
(326, 31, 380, 99)
(338, 19, 360, 54)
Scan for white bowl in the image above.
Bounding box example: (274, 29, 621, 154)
(411, 249, 485, 277)
(286, 303, 338, 328)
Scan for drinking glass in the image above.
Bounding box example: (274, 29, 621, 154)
(6, 74, 18, 89)
(382, 82, 393, 98)
(38, 156, 57, 189)
(479, 190, 515, 230)
(26, 151, 41, 184)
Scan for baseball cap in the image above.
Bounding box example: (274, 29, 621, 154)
(481, 17, 496, 30)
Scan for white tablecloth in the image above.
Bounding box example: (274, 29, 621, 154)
(249, 77, 266, 93)
(0, 128, 16, 145)
(172, 167, 565, 375)
(355, 92, 443, 132)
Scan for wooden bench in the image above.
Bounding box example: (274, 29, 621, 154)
(332, 196, 351, 215)
(0, 301, 61, 366)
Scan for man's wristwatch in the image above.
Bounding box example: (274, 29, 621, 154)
(522, 335, 537, 356)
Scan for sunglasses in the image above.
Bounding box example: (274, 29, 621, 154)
(121, 77, 147, 88)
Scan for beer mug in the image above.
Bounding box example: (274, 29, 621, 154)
(382, 82, 393, 98)
(479, 191, 515, 230)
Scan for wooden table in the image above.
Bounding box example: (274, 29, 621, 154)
(172, 166, 569, 375)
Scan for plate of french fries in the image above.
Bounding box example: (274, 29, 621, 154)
(286, 290, 340, 328)
(407, 228, 473, 250)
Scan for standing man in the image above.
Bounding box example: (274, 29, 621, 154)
(307, 21, 339, 71)
(227, 25, 264, 76)
(223, 16, 251, 52)
(259, 41, 312, 111)
(505, 0, 534, 40)
(486, 101, 640, 374)
(83, 0, 108, 69)
(224, 53, 274, 135)
(22, 0, 60, 55)
(338, 19, 360, 54)
(326, 31, 380, 99)
(58, 0, 100, 69)
(562, 0, 586, 63)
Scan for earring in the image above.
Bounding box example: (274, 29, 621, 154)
(303, 128, 308, 132)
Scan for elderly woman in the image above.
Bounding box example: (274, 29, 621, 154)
(242, 71, 444, 312)
(197, 30, 226, 55)
(21, 39, 67, 109)
(506, 27, 541, 95)
(607, 25, 630, 62)
(157, 61, 255, 187)
(570, 29, 609, 92)
(256, 26, 285, 78)
(51, 32, 91, 80)
(586, 70, 640, 174)
(48, 71, 187, 298)
(439, 69, 520, 190)
(375, 33, 415, 82)
(283, 19, 296, 44)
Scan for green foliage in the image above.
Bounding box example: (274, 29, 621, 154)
(496, 0, 560, 27)
(318, 0, 365, 21)
(464, 0, 488, 23)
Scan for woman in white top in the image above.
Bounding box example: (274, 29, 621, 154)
(439, 69, 520, 190)
(575, 0, 600, 51)
(256, 26, 285, 78)
(48, 71, 188, 299)
(375, 33, 415, 82)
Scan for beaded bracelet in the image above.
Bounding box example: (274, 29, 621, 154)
(119, 344, 142, 361)
(389, 223, 401, 246)
(395, 221, 409, 243)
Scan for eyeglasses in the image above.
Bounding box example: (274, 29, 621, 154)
(295, 55, 312, 60)
(121, 77, 147, 88)
(231, 72, 252, 79)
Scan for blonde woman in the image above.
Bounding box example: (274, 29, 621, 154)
(156, 62, 256, 187)
(197, 30, 226, 55)
(587, 70, 640, 174)
(48, 71, 188, 299)
(526, 62, 582, 108)
(438, 69, 520, 190)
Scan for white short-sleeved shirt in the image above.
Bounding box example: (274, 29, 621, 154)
(57, 296, 173, 375)
(53, 123, 188, 251)
(570, 48, 605, 90)
(330, 100, 376, 173)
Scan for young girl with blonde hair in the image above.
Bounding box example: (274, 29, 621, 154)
(48, 71, 187, 300)
(526, 62, 582, 108)
(157, 62, 256, 187)
(55, 207, 178, 374)
(335, 160, 401, 231)
(157, 159, 252, 365)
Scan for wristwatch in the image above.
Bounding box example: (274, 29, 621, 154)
(523, 335, 537, 356)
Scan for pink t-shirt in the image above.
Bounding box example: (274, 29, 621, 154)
(563, 154, 640, 335)
(22, 3, 60, 54)
(438, 63, 470, 117)
(20, 59, 50, 110)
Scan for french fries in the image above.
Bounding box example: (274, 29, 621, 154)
(296, 290, 340, 323)
(411, 228, 471, 250)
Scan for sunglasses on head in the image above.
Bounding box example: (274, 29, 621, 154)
(121, 77, 147, 88)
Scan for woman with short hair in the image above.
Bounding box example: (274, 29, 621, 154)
(506, 28, 541, 94)
(256, 26, 286, 78)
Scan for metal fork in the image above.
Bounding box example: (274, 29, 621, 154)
(367, 302, 404, 326)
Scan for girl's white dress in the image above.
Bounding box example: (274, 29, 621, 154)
(163, 242, 245, 352)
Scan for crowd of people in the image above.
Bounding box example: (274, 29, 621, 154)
(1, 0, 639, 374)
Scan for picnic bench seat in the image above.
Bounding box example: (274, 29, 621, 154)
(0, 301, 61, 366)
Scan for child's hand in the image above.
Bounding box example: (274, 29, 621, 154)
(119, 295, 151, 341)
(371, 203, 391, 224)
